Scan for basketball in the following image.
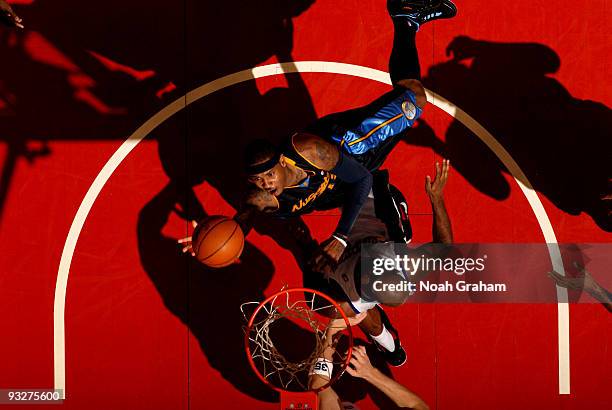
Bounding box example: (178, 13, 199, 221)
(192, 215, 244, 267)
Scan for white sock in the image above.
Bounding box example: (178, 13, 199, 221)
(371, 326, 396, 352)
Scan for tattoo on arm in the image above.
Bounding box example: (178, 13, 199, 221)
(235, 189, 278, 235)
(294, 134, 340, 171)
(246, 189, 278, 213)
(315, 142, 331, 163)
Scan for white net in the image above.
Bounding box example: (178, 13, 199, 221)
(241, 289, 352, 392)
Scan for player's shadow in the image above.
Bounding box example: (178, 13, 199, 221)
(137, 181, 340, 402)
(5, 0, 323, 400)
(129, 0, 335, 402)
(0, 0, 317, 224)
(136, 183, 295, 401)
(411, 36, 611, 231)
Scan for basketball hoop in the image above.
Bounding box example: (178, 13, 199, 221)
(242, 288, 354, 410)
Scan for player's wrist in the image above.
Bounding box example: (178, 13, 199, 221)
(331, 232, 349, 248)
(360, 367, 380, 382)
(429, 195, 445, 207)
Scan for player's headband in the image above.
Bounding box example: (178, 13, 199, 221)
(245, 153, 281, 175)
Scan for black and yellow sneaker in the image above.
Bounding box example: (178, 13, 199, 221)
(368, 306, 407, 367)
(388, 0, 457, 31)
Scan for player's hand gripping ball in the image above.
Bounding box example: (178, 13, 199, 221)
(191, 216, 244, 267)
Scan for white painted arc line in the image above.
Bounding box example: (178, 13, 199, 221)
(54, 61, 569, 399)
(427, 90, 570, 393)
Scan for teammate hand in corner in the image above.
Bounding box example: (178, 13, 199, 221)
(0, 0, 24, 29)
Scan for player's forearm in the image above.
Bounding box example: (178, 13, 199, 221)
(585, 283, 612, 312)
(335, 173, 372, 236)
(233, 209, 254, 236)
(364, 369, 429, 409)
(431, 198, 453, 244)
(332, 154, 373, 236)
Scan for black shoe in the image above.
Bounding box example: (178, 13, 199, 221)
(388, 0, 457, 31)
(368, 306, 407, 367)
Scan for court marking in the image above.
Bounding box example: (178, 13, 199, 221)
(53, 61, 570, 398)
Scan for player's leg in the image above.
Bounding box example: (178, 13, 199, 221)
(310, 2, 457, 162)
(319, 3, 459, 161)
(360, 306, 407, 367)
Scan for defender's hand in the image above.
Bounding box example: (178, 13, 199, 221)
(345, 345, 376, 380)
(0, 0, 24, 29)
(548, 262, 598, 293)
(321, 237, 346, 262)
(311, 236, 346, 273)
(177, 220, 198, 256)
(425, 159, 450, 204)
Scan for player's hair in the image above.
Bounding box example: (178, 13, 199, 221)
(357, 239, 410, 307)
(244, 139, 277, 167)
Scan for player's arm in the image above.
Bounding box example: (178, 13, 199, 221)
(177, 188, 277, 256)
(309, 313, 368, 410)
(294, 133, 373, 259)
(425, 159, 453, 244)
(234, 188, 279, 235)
(407, 160, 453, 280)
(346, 346, 429, 410)
(549, 263, 612, 313)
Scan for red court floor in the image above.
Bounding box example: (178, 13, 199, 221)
(0, 0, 610, 409)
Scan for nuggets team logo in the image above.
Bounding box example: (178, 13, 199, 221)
(402, 100, 417, 120)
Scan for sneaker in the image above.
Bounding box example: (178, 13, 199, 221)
(388, 0, 458, 30)
(368, 306, 407, 367)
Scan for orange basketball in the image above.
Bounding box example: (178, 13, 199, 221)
(192, 216, 244, 268)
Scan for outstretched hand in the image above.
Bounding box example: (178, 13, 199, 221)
(425, 159, 450, 204)
(345, 345, 376, 380)
(177, 220, 198, 257)
(548, 262, 596, 292)
(0, 0, 24, 29)
(310, 236, 346, 275)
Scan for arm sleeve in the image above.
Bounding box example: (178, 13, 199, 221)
(331, 153, 373, 237)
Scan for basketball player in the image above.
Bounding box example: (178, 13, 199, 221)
(180, 1, 457, 261)
(0, 0, 24, 29)
(310, 160, 452, 367)
(310, 314, 429, 410)
(235, 1, 457, 272)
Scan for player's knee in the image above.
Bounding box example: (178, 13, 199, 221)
(396, 78, 427, 108)
(371, 271, 411, 307)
